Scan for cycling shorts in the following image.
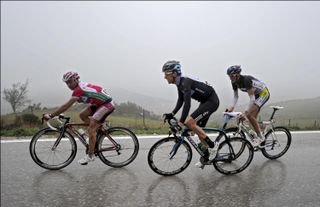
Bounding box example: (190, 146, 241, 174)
(190, 94, 219, 127)
(254, 87, 270, 109)
(89, 102, 115, 124)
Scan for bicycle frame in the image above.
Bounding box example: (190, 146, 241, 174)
(48, 116, 119, 153)
(225, 106, 283, 143)
(170, 126, 227, 160)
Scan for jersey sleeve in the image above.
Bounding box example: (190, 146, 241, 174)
(172, 89, 184, 115)
(232, 82, 238, 91)
(179, 78, 192, 123)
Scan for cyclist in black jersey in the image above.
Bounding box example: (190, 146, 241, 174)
(162, 60, 220, 168)
(226, 65, 270, 147)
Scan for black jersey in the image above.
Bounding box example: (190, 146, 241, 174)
(172, 76, 219, 123)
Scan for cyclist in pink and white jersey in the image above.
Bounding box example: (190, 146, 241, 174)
(43, 71, 115, 165)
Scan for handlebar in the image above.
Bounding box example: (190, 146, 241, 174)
(43, 114, 70, 131)
(164, 117, 182, 134)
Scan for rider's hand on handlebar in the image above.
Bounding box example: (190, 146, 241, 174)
(42, 113, 53, 121)
(171, 124, 182, 133)
(163, 112, 174, 122)
(226, 107, 234, 112)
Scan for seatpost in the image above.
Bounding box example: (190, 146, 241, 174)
(222, 122, 228, 129)
(270, 108, 278, 120)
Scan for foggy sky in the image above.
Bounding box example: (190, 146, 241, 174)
(1, 1, 320, 114)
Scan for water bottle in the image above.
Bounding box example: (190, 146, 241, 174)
(198, 142, 209, 157)
(78, 128, 89, 142)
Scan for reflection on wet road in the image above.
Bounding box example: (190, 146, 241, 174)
(1, 132, 320, 207)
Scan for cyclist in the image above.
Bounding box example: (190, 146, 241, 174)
(43, 71, 115, 165)
(162, 60, 220, 168)
(226, 65, 270, 147)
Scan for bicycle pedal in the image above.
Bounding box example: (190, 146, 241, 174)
(200, 157, 212, 165)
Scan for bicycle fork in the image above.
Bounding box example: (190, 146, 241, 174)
(169, 136, 185, 159)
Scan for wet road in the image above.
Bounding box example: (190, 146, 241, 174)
(1, 132, 320, 207)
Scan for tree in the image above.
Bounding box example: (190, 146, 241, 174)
(2, 80, 30, 113)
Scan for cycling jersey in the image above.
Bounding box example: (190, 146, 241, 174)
(72, 82, 112, 106)
(172, 76, 219, 123)
(232, 75, 267, 97)
(232, 75, 270, 109)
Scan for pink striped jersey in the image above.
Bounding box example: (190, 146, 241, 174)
(72, 82, 112, 106)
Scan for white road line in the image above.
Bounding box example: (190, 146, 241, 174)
(1, 130, 320, 143)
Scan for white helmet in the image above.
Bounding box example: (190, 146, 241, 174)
(62, 71, 79, 82)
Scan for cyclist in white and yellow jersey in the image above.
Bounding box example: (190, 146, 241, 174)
(226, 65, 270, 147)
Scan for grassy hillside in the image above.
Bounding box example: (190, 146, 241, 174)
(1, 97, 319, 137)
(209, 97, 320, 129)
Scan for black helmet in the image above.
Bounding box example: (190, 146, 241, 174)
(162, 60, 181, 75)
(227, 65, 242, 75)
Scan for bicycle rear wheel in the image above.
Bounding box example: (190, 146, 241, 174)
(148, 137, 192, 176)
(97, 127, 139, 168)
(29, 128, 77, 170)
(261, 127, 291, 159)
(213, 137, 254, 175)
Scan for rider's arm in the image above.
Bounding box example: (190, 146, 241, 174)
(179, 79, 192, 123)
(172, 89, 183, 115)
(245, 88, 255, 112)
(50, 96, 79, 117)
(230, 89, 239, 111)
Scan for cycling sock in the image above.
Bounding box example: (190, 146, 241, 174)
(204, 137, 215, 148)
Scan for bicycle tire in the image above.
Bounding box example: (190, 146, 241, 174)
(261, 127, 291, 159)
(213, 137, 254, 175)
(97, 127, 139, 168)
(224, 127, 247, 159)
(29, 128, 77, 170)
(148, 137, 192, 176)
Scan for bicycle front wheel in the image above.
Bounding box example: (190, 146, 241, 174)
(224, 127, 247, 159)
(148, 137, 192, 176)
(213, 137, 254, 175)
(97, 127, 139, 168)
(29, 128, 77, 170)
(261, 127, 291, 159)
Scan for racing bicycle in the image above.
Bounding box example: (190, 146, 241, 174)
(224, 106, 292, 159)
(147, 117, 254, 176)
(30, 114, 139, 170)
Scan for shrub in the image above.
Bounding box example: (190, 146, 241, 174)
(21, 113, 41, 126)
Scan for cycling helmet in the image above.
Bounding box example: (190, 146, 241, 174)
(62, 71, 80, 82)
(227, 65, 242, 75)
(162, 60, 181, 75)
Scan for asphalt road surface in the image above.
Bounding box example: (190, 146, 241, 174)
(1, 132, 320, 207)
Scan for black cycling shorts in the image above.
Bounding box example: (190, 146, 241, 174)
(190, 94, 219, 127)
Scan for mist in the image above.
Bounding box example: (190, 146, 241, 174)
(1, 1, 320, 114)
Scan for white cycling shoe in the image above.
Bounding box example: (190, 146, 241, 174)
(78, 155, 95, 165)
(252, 138, 266, 148)
(195, 161, 205, 169)
(196, 141, 219, 169)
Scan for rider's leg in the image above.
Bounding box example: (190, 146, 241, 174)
(185, 117, 207, 140)
(79, 106, 94, 125)
(88, 103, 115, 157)
(187, 97, 219, 148)
(246, 104, 264, 138)
(88, 120, 101, 157)
(249, 88, 270, 139)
